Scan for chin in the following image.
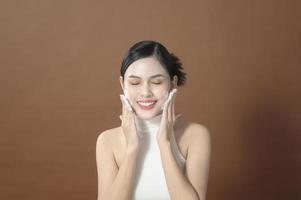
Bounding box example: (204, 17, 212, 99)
(136, 109, 162, 119)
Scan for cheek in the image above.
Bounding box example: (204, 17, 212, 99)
(154, 88, 169, 102)
(124, 83, 136, 98)
(124, 88, 138, 103)
(162, 90, 169, 101)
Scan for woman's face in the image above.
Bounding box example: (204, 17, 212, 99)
(120, 57, 176, 119)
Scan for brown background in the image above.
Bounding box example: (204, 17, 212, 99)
(1, 0, 300, 199)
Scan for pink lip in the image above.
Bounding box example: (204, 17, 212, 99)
(137, 101, 157, 110)
(137, 100, 157, 103)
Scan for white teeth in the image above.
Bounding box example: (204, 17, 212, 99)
(138, 102, 156, 106)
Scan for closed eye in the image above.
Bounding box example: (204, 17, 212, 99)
(152, 81, 162, 84)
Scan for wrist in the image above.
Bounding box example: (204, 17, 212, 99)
(157, 139, 171, 149)
(126, 146, 140, 156)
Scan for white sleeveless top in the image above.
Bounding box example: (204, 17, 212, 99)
(132, 113, 186, 200)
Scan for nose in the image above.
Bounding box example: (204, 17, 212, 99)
(141, 83, 153, 97)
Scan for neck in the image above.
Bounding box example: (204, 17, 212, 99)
(135, 113, 162, 133)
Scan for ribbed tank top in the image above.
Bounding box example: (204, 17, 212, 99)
(132, 113, 186, 200)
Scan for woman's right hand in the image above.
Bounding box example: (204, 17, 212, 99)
(119, 95, 141, 152)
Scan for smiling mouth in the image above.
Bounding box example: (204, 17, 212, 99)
(137, 101, 157, 110)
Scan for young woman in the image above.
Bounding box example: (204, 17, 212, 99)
(96, 40, 211, 200)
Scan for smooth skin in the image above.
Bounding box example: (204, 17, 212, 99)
(96, 57, 211, 200)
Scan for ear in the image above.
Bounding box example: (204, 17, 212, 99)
(171, 75, 178, 89)
(119, 76, 125, 91)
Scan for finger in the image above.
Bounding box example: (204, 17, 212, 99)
(162, 96, 168, 120)
(163, 91, 172, 119)
(130, 115, 140, 138)
(120, 95, 130, 125)
(168, 97, 172, 122)
(120, 95, 126, 116)
(171, 97, 175, 122)
(128, 110, 136, 129)
(175, 113, 182, 121)
(120, 95, 126, 125)
(167, 91, 175, 122)
(171, 89, 177, 122)
(124, 97, 135, 124)
(122, 94, 133, 112)
(123, 97, 135, 123)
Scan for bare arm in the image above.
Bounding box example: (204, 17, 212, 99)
(185, 125, 211, 200)
(158, 125, 211, 200)
(158, 141, 200, 200)
(96, 131, 139, 200)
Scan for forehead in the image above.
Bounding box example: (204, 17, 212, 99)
(124, 57, 168, 78)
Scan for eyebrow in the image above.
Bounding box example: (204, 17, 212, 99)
(128, 74, 165, 79)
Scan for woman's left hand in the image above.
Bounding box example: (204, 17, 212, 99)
(156, 88, 182, 144)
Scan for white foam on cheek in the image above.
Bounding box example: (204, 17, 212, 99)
(123, 88, 129, 99)
(161, 91, 170, 109)
(122, 88, 133, 111)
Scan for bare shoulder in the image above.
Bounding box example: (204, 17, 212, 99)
(173, 118, 211, 160)
(96, 126, 123, 150)
(186, 122, 210, 137)
(175, 119, 211, 148)
(96, 126, 125, 167)
(184, 122, 211, 153)
(187, 121, 210, 139)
